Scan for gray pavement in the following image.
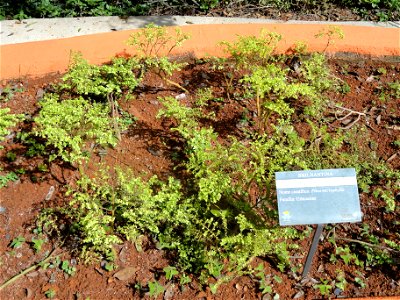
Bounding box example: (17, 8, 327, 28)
(1, 16, 399, 45)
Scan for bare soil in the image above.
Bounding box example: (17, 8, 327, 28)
(0, 56, 399, 300)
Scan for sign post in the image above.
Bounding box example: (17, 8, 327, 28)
(275, 168, 361, 278)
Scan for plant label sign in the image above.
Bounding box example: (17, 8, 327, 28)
(275, 168, 362, 226)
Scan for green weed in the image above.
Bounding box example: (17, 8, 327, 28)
(127, 23, 190, 93)
(148, 280, 165, 297)
(60, 52, 142, 101)
(10, 236, 25, 249)
(0, 84, 24, 102)
(44, 288, 56, 299)
(0, 108, 23, 149)
(163, 265, 179, 281)
(0, 171, 19, 188)
(33, 94, 117, 164)
(221, 29, 282, 67)
(314, 279, 332, 296)
(31, 237, 45, 253)
(315, 25, 344, 52)
(61, 260, 76, 276)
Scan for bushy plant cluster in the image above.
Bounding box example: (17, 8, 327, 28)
(1, 0, 398, 21)
(60, 52, 142, 101)
(221, 30, 282, 67)
(126, 23, 190, 92)
(0, 0, 150, 20)
(25, 48, 145, 166)
(18, 26, 398, 295)
(0, 108, 23, 149)
(33, 94, 117, 164)
(64, 129, 304, 279)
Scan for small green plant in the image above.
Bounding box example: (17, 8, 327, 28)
(392, 140, 400, 148)
(5, 151, 17, 162)
(254, 264, 272, 294)
(37, 163, 49, 172)
(33, 93, 117, 164)
(314, 279, 332, 296)
(334, 246, 362, 266)
(242, 63, 316, 134)
(335, 270, 347, 291)
(127, 23, 190, 92)
(103, 261, 117, 272)
(16, 131, 47, 158)
(0, 108, 23, 149)
(180, 273, 192, 285)
(301, 53, 335, 96)
(376, 67, 387, 75)
(31, 237, 45, 253)
(315, 25, 344, 51)
(222, 29, 282, 67)
(60, 52, 142, 100)
(292, 40, 309, 55)
(148, 280, 165, 297)
(387, 81, 400, 99)
(61, 260, 76, 276)
(358, 224, 399, 266)
(163, 265, 179, 281)
(339, 81, 351, 94)
(0, 171, 19, 188)
(10, 236, 25, 249)
(0, 84, 24, 101)
(15, 168, 26, 175)
(354, 271, 367, 288)
(44, 288, 56, 299)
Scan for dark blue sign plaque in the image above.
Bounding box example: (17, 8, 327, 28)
(275, 168, 362, 226)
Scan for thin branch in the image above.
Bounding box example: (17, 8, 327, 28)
(332, 104, 366, 117)
(336, 237, 400, 254)
(0, 248, 63, 291)
(163, 77, 189, 94)
(329, 104, 367, 129)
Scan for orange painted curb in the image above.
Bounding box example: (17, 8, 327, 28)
(1, 23, 399, 80)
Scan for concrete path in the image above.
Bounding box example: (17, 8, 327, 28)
(1, 15, 400, 45)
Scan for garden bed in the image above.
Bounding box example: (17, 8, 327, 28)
(0, 26, 399, 299)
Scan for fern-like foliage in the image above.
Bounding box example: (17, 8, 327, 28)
(33, 94, 117, 163)
(126, 23, 190, 92)
(221, 29, 282, 67)
(60, 52, 142, 100)
(0, 108, 23, 149)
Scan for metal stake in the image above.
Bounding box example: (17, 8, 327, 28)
(302, 224, 324, 278)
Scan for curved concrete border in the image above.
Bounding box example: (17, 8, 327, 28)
(1, 19, 399, 80)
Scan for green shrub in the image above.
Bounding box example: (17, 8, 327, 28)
(60, 52, 142, 100)
(221, 29, 282, 68)
(126, 23, 190, 92)
(242, 63, 317, 133)
(0, 108, 23, 149)
(33, 94, 117, 164)
(1, 0, 398, 21)
(0, 0, 150, 20)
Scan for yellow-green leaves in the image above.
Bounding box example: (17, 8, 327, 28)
(0, 108, 23, 149)
(127, 23, 190, 58)
(61, 52, 142, 100)
(221, 29, 282, 67)
(34, 94, 117, 164)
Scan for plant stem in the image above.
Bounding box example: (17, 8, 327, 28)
(336, 237, 400, 253)
(107, 93, 121, 141)
(0, 248, 61, 290)
(163, 77, 189, 94)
